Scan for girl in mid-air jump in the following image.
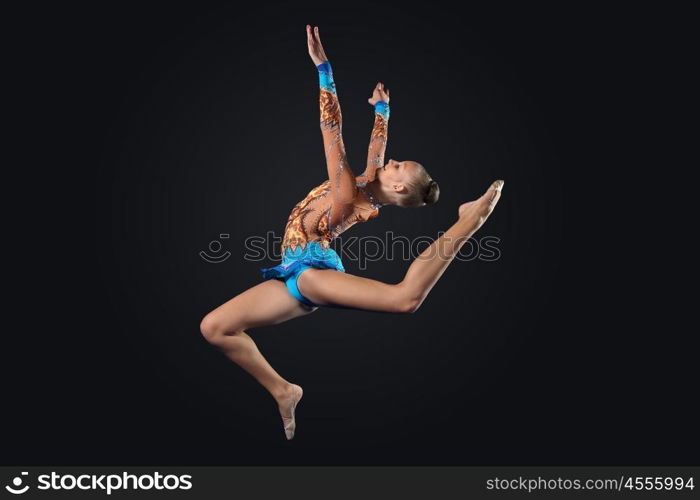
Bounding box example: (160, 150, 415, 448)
(200, 25, 504, 439)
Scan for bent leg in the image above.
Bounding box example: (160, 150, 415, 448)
(200, 279, 316, 400)
(297, 180, 504, 312)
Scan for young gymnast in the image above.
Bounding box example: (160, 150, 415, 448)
(200, 25, 504, 439)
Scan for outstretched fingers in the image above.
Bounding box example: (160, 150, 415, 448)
(307, 25, 322, 47)
(306, 24, 317, 53)
(306, 25, 327, 63)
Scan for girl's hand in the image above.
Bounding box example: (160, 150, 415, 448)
(306, 25, 329, 66)
(367, 82, 390, 105)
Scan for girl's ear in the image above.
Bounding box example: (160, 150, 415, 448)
(393, 184, 408, 194)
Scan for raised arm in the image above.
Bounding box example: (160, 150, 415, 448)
(362, 82, 391, 182)
(306, 25, 357, 208)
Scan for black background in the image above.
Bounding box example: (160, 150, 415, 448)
(4, 2, 695, 465)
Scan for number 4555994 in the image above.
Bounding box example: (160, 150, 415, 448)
(625, 477, 694, 491)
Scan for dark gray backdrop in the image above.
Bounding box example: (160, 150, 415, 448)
(4, 2, 694, 465)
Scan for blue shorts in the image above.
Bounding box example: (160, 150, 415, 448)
(260, 241, 345, 307)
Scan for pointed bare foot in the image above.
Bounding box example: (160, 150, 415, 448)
(458, 180, 504, 224)
(277, 384, 303, 440)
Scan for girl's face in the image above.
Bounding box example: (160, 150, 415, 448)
(377, 159, 422, 193)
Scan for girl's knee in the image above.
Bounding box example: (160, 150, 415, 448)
(200, 313, 221, 344)
(200, 311, 242, 345)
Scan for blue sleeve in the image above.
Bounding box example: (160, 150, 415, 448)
(317, 61, 336, 94)
(374, 100, 390, 120)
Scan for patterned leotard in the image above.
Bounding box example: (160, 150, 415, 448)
(279, 61, 390, 253)
(281, 179, 379, 252)
(261, 61, 390, 306)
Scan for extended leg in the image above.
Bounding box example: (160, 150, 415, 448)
(200, 279, 315, 438)
(297, 180, 504, 312)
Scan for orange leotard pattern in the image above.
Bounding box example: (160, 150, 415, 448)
(281, 179, 380, 252)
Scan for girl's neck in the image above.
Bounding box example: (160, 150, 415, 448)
(365, 178, 392, 207)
